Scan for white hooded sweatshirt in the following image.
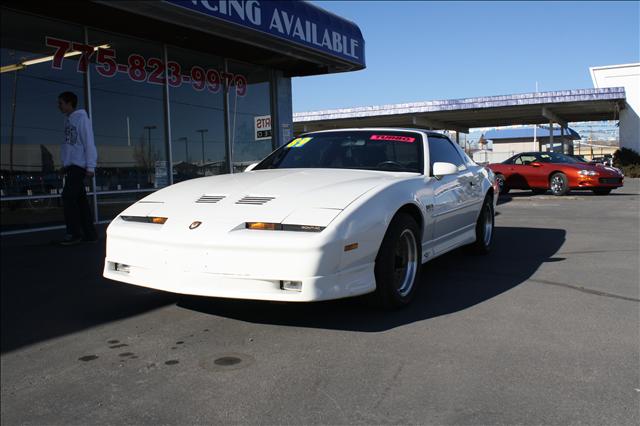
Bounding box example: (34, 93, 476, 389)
(62, 109, 97, 172)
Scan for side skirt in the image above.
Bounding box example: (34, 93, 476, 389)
(421, 227, 476, 264)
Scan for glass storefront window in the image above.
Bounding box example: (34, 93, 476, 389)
(87, 30, 166, 193)
(1, 10, 281, 232)
(227, 61, 273, 172)
(167, 47, 227, 182)
(0, 11, 85, 231)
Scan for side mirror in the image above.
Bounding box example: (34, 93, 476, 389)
(244, 163, 259, 172)
(529, 162, 542, 167)
(432, 162, 458, 178)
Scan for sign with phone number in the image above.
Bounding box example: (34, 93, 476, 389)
(45, 36, 248, 96)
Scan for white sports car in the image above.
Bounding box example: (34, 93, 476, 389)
(104, 128, 498, 307)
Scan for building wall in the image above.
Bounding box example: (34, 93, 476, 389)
(492, 141, 539, 154)
(590, 63, 640, 153)
(472, 141, 537, 164)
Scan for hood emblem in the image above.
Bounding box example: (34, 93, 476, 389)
(189, 221, 202, 230)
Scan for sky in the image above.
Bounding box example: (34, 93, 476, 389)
(292, 1, 640, 113)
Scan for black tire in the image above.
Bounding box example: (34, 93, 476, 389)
(592, 188, 612, 195)
(550, 173, 569, 196)
(495, 174, 509, 195)
(469, 194, 494, 254)
(532, 188, 547, 195)
(372, 213, 422, 309)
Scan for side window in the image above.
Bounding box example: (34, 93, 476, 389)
(514, 156, 523, 165)
(428, 135, 466, 174)
(520, 155, 537, 165)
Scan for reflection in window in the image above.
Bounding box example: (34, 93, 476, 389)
(168, 47, 227, 182)
(88, 30, 166, 191)
(228, 61, 273, 172)
(0, 11, 85, 230)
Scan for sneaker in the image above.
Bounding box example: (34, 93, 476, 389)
(59, 235, 82, 246)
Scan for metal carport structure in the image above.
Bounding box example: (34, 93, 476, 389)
(293, 87, 626, 152)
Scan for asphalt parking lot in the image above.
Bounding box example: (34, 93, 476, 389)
(1, 179, 639, 425)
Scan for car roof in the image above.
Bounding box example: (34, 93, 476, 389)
(302, 127, 445, 136)
(516, 152, 568, 156)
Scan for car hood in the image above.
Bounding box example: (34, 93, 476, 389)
(126, 168, 412, 225)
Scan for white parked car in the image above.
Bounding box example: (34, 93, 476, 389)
(104, 129, 498, 308)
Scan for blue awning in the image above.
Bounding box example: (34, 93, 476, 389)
(163, 0, 365, 69)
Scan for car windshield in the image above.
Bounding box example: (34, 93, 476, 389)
(505, 152, 581, 164)
(254, 131, 423, 173)
(535, 153, 581, 163)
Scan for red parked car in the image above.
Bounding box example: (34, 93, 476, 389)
(489, 152, 624, 196)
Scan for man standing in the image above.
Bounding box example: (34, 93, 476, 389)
(58, 91, 98, 245)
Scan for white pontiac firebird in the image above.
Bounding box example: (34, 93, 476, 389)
(104, 128, 498, 308)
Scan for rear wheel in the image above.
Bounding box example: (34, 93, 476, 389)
(592, 188, 612, 195)
(372, 213, 421, 309)
(469, 194, 494, 254)
(550, 173, 569, 196)
(495, 174, 509, 195)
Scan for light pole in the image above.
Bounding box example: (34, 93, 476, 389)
(144, 125, 157, 166)
(197, 129, 208, 165)
(178, 137, 189, 163)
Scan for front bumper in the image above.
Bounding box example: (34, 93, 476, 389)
(572, 175, 624, 189)
(103, 219, 375, 301)
(104, 260, 374, 302)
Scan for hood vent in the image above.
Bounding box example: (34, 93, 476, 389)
(196, 195, 226, 204)
(236, 196, 276, 205)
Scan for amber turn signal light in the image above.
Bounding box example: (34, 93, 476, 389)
(344, 243, 359, 251)
(246, 222, 282, 230)
(120, 215, 168, 224)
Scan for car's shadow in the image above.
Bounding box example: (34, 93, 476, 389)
(498, 190, 630, 205)
(178, 226, 566, 332)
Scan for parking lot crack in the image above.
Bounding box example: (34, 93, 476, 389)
(529, 278, 640, 302)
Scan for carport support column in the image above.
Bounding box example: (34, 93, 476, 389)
(560, 126, 565, 154)
(549, 120, 554, 152)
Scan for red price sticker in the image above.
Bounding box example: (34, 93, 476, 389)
(370, 135, 416, 143)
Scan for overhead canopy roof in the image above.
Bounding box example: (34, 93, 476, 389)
(294, 88, 626, 134)
(159, 0, 365, 71)
(4, 0, 365, 77)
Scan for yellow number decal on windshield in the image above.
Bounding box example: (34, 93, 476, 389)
(286, 137, 312, 148)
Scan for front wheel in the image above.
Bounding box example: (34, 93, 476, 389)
(550, 173, 569, 196)
(469, 195, 494, 254)
(372, 213, 422, 309)
(592, 188, 612, 195)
